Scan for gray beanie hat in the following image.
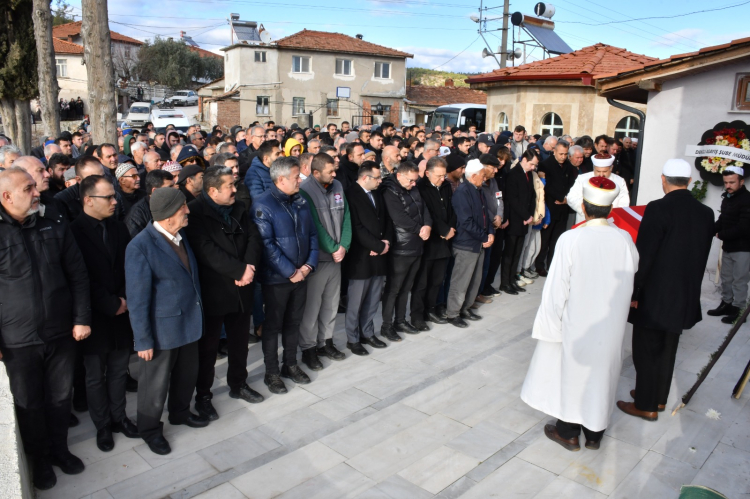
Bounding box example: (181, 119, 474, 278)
(149, 187, 186, 222)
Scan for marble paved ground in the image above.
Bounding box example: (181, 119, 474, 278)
(44, 273, 750, 498)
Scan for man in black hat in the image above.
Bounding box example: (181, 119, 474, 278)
(469, 134, 494, 160)
(177, 164, 204, 203)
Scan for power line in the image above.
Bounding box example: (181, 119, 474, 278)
(554, 0, 750, 25)
(432, 36, 481, 70)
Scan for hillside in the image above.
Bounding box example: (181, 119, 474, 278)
(407, 68, 478, 88)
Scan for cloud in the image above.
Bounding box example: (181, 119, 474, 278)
(399, 45, 499, 73)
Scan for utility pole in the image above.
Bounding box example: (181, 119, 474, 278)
(499, 0, 510, 68)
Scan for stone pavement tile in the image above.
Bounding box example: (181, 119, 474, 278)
(448, 354, 524, 390)
(493, 336, 538, 365)
(721, 401, 750, 453)
(355, 361, 440, 400)
(439, 384, 515, 427)
(446, 418, 519, 461)
(68, 427, 145, 467)
(560, 435, 647, 495)
(371, 334, 449, 364)
(532, 476, 608, 499)
(258, 407, 335, 446)
(192, 482, 246, 499)
(516, 428, 586, 475)
(320, 403, 428, 459)
(230, 441, 346, 499)
(302, 358, 390, 399)
(197, 427, 281, 472)
(134, 407, 263, 467)
(420, 336, 491, 371)
(459, 457, 556, 499)
(489, 400, 546, 434)
(685, 372, 750, 422)
(356, 475, 433, 499)
(691, 442, 750, 497)
(401, 377, 468, 416)
(677, 347, 733, 381)
(309, 387, 379, 421)
(397, 446, 480, 494)
(346, 414, 470, 482)
(651, 408, 731, 468)
(434, 476, 478, 499)
(276, 463, 375, 499)
(609, 451, 698, 499)
(38, 450, 151, 499)
(81, 490, 115, 499)
(107, 453, 217, 499)
(247, 382, 322, 423)
(606, 402, 677, 450)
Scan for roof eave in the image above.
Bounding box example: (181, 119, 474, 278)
(468, 73, 592, 84)
(275, 45, 412, 59)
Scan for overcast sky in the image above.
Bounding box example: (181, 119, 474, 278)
(65, 0, 750, 74)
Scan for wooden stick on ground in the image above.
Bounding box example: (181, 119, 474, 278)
(732, 357, 750, 399)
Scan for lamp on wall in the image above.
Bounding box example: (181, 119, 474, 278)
(375, 102, 383, 114)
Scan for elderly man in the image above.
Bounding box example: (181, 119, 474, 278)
(185, 167, 264, 421)
(125, 170, 175, 238)
(0, 144, 21, 169)
(566, 152, 630, 224)
(418, 140, 441, 176)
(252, 157, 318, 393)
(203, 146, 216, 164)
(131, 141, 148, 170)
(445, 159, 494, 328)
(568, 144, 585, 173)
(239, 125, 266, 174)
(307, 139, 321, 155)
(115, 163, 146, 215)
(338, 142, 365, 190)
(140, 150, 163, 190)
(298, 152, 314, 180)
(380, 145, 400, 179)
(44, 143, 62, 163)
(126, 188, 209, 456)
(537, 135, 558, 162)
(70, 176, 138, 453)
(13, 156, 52, 205)
(0, 168, 91, 490)
(190, 132, 206, 152)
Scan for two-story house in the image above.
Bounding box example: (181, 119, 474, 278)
(218, 29, 413, 128)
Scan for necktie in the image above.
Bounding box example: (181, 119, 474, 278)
(367, 190, 375, 208)
(96, 222, 112, 258)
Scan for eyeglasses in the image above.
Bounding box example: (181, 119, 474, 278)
(366, 175, 382, 180)
(89, 195, 117, 201)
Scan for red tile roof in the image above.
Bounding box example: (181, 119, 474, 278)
(406, 85, 486, 107)
(53, 37, 84, 55)
(274, 29, 412, 59)
(467, 43, 657, 84)
(53, 21, 143, 46)
(189, 45, 222, 59)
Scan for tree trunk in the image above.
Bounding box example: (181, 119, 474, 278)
(80, 0, 116, 145)
(0, 98, 32, 153)
(31, 0, 60, 138)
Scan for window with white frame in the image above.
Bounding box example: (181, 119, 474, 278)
(56, 59, 68, 77)
(293, 97, 305, 115)
(540, 112, 563, 136)
(498, 112, 509, 132)
(255, 51, 267, 63)
(614, 116, 640, 139)
(326, 99, 339, 117)
(256, 96, 270, 115)
(335, 59, 352, 76)
(292, 55, 311, 73)
(374, 62, 391, 79)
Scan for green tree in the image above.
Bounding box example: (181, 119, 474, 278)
(135, 37, 224, 89)
(52, 0, 75, 26)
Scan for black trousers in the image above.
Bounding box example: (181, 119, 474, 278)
(382, 255, 421, 326)
(83, 349, 130, 431)
(632, 325, 680, 412)
(501, 233, 525, 286)
(534, 216, 567, 271)
(262, 281, 307, 375)
(136, 341, 199, 443)
(484, 227, 505, 293)
(556, 419, 604, 442)
(411, 257, 449, 321)
(196, 308, 252, 398)
(2, 335, 76, 456)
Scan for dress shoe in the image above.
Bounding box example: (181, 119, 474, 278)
(230, 383, 265, 404)
(347, 342, 370, 356)
(585, 439, 601, 450)
(483, 285, 502, 297)
(248, 333, 260, 344)
(32, 455, 56, 490)
(544, 424, 580, 451)
(435, 304, 448, 318)
(461, 309, 482, 321)
(96, 426, 115, 452)
(264, 373, 288, 394)
(395, 321, 420, 335)
(617, 400, 658, 421)
(512, 282, 527, 293)
(412, 320, 430, 332)
(722, 309, 743, 324)
(447, 316, 469, 328)
(536, 269, 548, 277)
(708, 300, 734, 316)
(126, 371, 138, 393)
(629, 390, 665, 412)
(362, 335, 387, 348)
(170, 412, 210, 428)
(69, 413, 79, 428)
(146, 436, 172, 455)
(302, 347, 325, 371)
(216, 338, 228, 359)
(499, 284, 518, 295)
(111, 418, 139, 438)
(475, 294, 493, 304)
(426, 310, 448, 324)
(50, 449, 85, 474)
(318, 338, 346, 360)
(381, 325, 403, 342)
(281, 364, 311, 384)
(522, 268, 538, 279)
(195, 395, 220, 421)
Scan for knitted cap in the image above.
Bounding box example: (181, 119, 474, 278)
(115, 163, 137, 179)
(149, 187, 186, 221)
(162, 161, 182, 173)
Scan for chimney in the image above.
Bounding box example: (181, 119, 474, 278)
(356, 34, 363, 40)
(445, 78, 454, 87)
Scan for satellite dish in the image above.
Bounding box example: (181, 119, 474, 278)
(260, 30, 272, 43)
(534, 3, 556, 18)
(481, 47, 493, 59)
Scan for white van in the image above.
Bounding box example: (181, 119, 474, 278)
(428, 104, 487, 132)
(150, 108, 192, 132)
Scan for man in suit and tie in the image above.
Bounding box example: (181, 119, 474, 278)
(125, 188, 209, 456)
(70, 176, 139, 452)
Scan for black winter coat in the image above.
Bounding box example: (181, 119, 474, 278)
(70, 214, 133, 355)
(238, 144, 259, 180)
(124, 196, 151, 238)
(337, 156, 360, 191)
(504, 165, 536, 237)
(417, 176, 456, 260)
(629, 189, 715, 333)
(0, 204, 91, 349)
(716, 185, 750, 253)
(538, 155, 578, 221)
(382, 175, 432, 257)
(184, 192, 262, 316)
(344, 184, 391, 279)
(55, 184, 125, 222)
(118, 188, 146, 217)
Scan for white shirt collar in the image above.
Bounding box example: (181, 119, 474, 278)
(153, 221, 182, 246)
(360, 184, 371, 194)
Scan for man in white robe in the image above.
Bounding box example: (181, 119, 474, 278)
(567, 152, 630, 224)
(521, 176, 639, 451)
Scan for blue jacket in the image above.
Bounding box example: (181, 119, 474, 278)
(252, 184, 319, 285)
(125, 223, 203, 351)
(245, 156, 274, 201)
(452, 181, 495, 253)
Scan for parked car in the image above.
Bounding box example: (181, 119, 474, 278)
(165, 90, 198, 107)
(149, 108, 192, 132)
(123, 102, 153, 129)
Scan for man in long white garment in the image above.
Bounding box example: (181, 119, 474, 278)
(566, 152, 630, 224)
(521, 176, 638, 451)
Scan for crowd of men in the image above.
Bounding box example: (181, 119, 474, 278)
(0, 113, 735, 492)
